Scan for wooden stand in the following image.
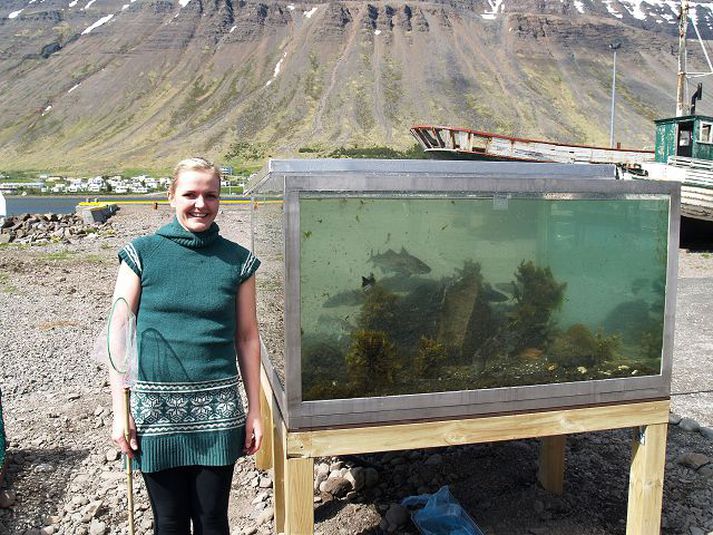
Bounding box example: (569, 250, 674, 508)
(258, 369, 669, 535)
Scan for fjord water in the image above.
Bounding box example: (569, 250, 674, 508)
(299, 195, 670, 401)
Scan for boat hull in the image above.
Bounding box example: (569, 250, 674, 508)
(411, 125, 655, 166)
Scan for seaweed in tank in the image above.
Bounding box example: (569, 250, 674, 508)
(602, 299, 653, 347)
(414, 336, 448, 376)
(339, 280, 406, 397)
(357, 282, 401, 333)
(508, 260, 567, 353)
(345, 329, 399, 395)
(302, 333, 350, 401)
(389, 278, 446, 352)
(549, 324, 621, 368)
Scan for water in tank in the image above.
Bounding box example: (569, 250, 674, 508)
(299, 193, 669, 401)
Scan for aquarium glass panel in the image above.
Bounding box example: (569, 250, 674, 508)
(299, 194, 669, 401)
(253, 195, 286, 388)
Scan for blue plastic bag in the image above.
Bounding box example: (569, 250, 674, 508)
(401, 486, 485, 535)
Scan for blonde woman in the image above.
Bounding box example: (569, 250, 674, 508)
(110, 157, 262, 534)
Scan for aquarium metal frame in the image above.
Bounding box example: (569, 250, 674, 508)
(256, 169, 679, 431)
(245, 159, 617, 195)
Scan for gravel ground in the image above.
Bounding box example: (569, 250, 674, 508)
(0, 204, 711, 535)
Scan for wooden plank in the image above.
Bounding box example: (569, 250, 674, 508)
(287, 400, 669, 458)
(626, 424, 668, 535)
(255, 370, 274, 471)
(272, 410, 287, 533)
(285, 457, 315, 534)
(538, 435, 567, 495)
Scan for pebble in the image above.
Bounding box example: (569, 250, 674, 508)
(88, 520, 106, 535)
(256, 507, 274, 526)
(321, 477, 352, 498)
(670, 412, 683, 425)
(385, 504, 409, 527)
(700, 427, 713, 440)
(698, 464, 713, 479)
(364, 467, 379, 488)
(345, 467, 365, 491)
(677, 453, 711, 470)
(105, 449, 120, 462)
(251, 492, 268, 505)
(258, 476, 273, 489)
(0, 490, 16, 508)
(315, 462, 329, 477)
(329, 461, 344, 471)
(679, 418, 701, 433)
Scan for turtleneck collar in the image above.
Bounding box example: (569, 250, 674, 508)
(156, 217, 219, 249)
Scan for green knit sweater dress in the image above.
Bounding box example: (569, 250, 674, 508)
(118, 217, 260, 473)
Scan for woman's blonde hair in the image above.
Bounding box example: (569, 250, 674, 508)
(169, 157, 222, 196)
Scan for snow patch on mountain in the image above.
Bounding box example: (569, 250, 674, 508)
(482, 0, 503, 19)
(81, 13, 113, 34)
(603, 0, 623, 18)
(266, 51, 287, 87)
(8, 9, 23, 18)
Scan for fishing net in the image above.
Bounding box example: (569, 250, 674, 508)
(95, 297, 138, 388)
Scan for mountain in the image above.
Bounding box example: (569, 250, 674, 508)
(0, 0, 711, 173)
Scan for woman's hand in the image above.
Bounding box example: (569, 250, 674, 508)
(112, 412, 138, 459)
(243, 409, 263, 455)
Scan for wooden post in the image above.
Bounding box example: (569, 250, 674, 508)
(255, 379, 273, 471)
(285, 457, 314, 534)
(538, 435, 566, 495)
(626, 423, 668, 535)
(272, 418, 287, 533)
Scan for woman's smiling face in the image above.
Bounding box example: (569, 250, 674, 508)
(169, 169, 220, 233)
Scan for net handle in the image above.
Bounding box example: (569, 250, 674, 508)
(107, 296, 131, 376)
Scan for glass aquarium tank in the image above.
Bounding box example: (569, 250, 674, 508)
(247, 160, 679, 430)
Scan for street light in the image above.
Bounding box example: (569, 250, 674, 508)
(609, 42, 622, 148)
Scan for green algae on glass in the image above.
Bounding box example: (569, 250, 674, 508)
(299, 195, 669, 401)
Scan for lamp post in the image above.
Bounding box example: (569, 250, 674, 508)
(609, 42, 621, 148)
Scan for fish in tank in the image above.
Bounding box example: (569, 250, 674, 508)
(298, 195, 668, 401)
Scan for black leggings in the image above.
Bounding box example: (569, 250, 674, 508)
(142, 464, 235, 535)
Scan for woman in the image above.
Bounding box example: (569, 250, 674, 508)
(110, 157, 263, 534)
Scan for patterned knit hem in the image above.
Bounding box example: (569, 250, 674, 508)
(133, 427, 246, 473)
(131, 376, 246, 437)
